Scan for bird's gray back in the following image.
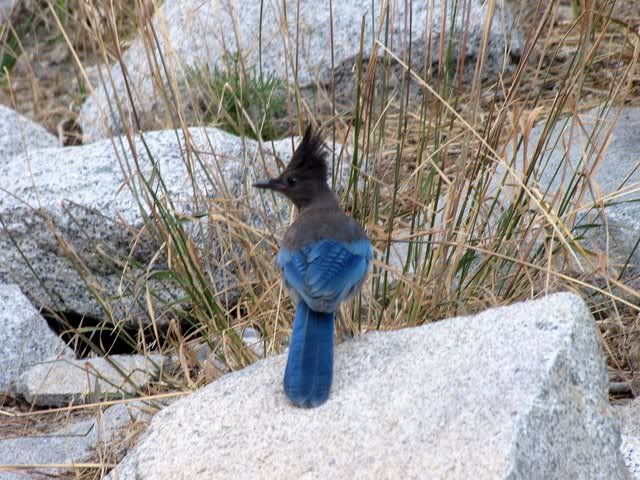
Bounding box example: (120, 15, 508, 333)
(283, 207, 367, 251)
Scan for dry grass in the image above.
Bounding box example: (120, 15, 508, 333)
(0, 0, 156, 134)
(0, 394, 172, 479)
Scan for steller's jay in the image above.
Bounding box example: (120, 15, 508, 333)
(254, 126, 372, 407)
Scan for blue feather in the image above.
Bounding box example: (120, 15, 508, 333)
(278, 238, 372, 408)
(283, 301, 334, 407)
(278, 239, 372, 312)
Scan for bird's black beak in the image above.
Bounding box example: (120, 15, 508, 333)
(253, 178, 284, 191)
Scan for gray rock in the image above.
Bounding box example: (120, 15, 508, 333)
(616, 399, 640, 478)
(0, 0, 13, 21)
(79, 0, 523, 141)
(0, 402, 146, 480)
(0, 105, 58, 158)
(16, 354, 164, 407)
(103, 402, 169, 480)
(0, 127, 324, 321)
(0, 418, 97, 480)
(507, 0, 553, 29)
(240, 326, 263, 357)
(0, 283, 70, 393)
(104, 452, 137, 480)
(129, 293, 626, 479)
(618, 398, 640, 438)
(504, 106, 640, 275)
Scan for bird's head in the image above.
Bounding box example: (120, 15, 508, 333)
(254, 125, 332, 209)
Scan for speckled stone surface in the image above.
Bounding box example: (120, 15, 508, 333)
(0, 283, 70, 392)
(618, 399, 640, 439)
(622, 435, 640, 479)
(0, 127, 339, 321)
(16, 354, 164, 407)
(104, 450, 137, 480)
(78, 0, 523, 141)
(129, 293, 627, 479)
(0, 105, 58, 159)
(615, 399, 640, 479)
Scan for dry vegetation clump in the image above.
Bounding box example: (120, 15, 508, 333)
(0, 0, 155, 135)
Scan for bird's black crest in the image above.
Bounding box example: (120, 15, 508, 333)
(287, 125, 328, 179)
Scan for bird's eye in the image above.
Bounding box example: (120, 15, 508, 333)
(286, 176, 297, 185)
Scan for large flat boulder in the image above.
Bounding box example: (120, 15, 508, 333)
(79, 0, 523, 141)
(127, 293, 626, 479)
(0, 127, 318, 321)
(0, 283, 70, 393)
(0, 105, 58, 158)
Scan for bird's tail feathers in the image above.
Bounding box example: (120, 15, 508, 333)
(283, 301, 334, 408)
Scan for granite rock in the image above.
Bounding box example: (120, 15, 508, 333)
(0, 127, 339, 322)
(0, 105, 58, 159)
(16, 355, 164, 407)
(127, 293, 627, 479)
(0, 402, 148, 480)
(79, 0, 523, 141)
(0, 283, 70, 393)
(616, 398, 640, 479)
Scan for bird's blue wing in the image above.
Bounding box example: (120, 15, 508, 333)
(278, 239, 372, 312)
(304, 240, 368, 299)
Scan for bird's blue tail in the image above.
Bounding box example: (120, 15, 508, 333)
(283, 301, 334, 408)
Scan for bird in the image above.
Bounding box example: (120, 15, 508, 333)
(254, 125, 372, 408)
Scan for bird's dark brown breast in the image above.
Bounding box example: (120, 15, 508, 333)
(282, 207, 366, 251)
